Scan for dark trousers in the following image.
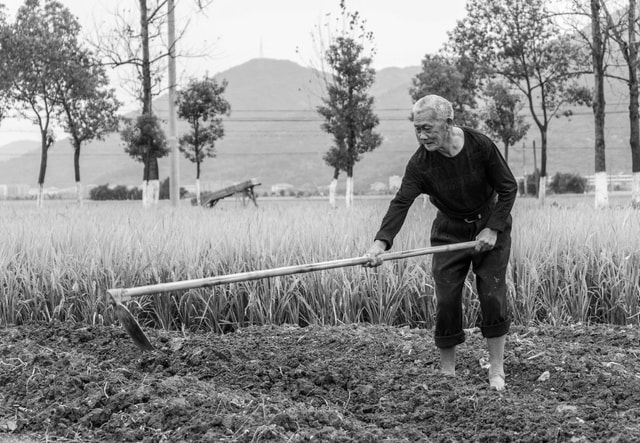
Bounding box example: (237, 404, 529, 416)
(430, 211, 512, 349)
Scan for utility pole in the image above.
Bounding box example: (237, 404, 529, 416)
(522, 142, 527, 196)
(533, 140, 538, 197)
(168, 0, 180, 206)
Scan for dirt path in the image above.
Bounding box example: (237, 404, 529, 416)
(1, 322, 639, 442)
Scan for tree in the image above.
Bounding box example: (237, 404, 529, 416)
(97, 0, 171, 206)
(588, 0, 609, 208)
(0, 0, 81, 206)
(137, 0, 163, 206)
(97, 0, 213, 207)
(176, 76, 231, 205)
(97, 0, 168, 109)
(121, 113, 169, 197)
(600, 0, 640, 207)
(54, 48, 121, 204)
(565, 0, 611, 208)
(316, 1, 382, 208)
(322, 145, 351, 208)
(0, 7, 9, 124)
(449, 0, 592, 204)
(409, 54, 480, 127)
(481, 81, 530, 163)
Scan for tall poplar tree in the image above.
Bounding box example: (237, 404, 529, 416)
(317, 1, 381, 208)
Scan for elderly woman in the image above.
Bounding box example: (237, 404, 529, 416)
(365, 94, 518, 391)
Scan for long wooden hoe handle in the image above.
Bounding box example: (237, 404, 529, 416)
(108, 240, 478, 303)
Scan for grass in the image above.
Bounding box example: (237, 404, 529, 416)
(0, 195, 639, 332)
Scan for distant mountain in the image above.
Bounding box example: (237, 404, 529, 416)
(0, 140, 40, 163)
(0, 58, 635, 193)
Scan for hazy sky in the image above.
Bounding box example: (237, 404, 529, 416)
(0, 0, 469, 144)
(52, 0, 469, 73)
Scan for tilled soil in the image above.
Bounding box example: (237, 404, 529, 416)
(1, 321, 639, 442)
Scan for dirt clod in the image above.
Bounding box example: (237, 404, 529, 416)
(1, 322, 640, 442)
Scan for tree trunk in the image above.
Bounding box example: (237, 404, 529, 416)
(149, 157, 159, 181)
(329, 180, 337, 208)
(73, 144, 81, 183)
(633, 173, 640, 208)
(167, 0, 179, 206)
(142, 156, 150, 208)
(627, 0, 640, 207)
(540, 131, 547, 179)
(345, 176, 353, 208)
(503, 141, 509, 163)
(539, 130, 548, 205)
(538, 175, 546, 206)
(329, 167, 339, 208)
(346, 97, 356, 208)
(76, 182, 83, 205)
(140, 0, 152, 115)
(345, 165, 354, 208)
(37, 184, 44, 207)
(142, 180, 160, 207)
(591, 0, 608, 209)
(196, 159, 201, 205)
(145, 158, 160, 206)
(532, 140, 538, 197)
(150, 179, 160, 204)
(142, 181, 149, 207)
(74, 142, 82, 204)
(594, 171, 609, 208)
(37, 131, 49, 207)
(139, 0, 155, 207)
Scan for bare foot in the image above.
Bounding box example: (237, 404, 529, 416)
(440, 367, 456, 377)
(489, 371, 506, 391)
(486, 335, 506, 391)
(439, 347, 456, 377)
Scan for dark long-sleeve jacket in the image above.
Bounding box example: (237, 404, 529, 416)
(375, 127, 518, 249)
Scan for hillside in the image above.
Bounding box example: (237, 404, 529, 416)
(0, 58, 635, 193)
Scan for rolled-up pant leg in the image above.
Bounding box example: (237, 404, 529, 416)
(472, 216, 512, 338)
(430, 213, 512, 347)
(430, 214, 474, 349)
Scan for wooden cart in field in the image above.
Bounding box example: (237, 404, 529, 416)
(199, 178, 261, 208)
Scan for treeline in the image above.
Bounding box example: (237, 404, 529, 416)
(90, 178, 187, 201)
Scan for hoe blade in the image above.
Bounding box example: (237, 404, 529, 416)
(108, 290, 154, 352)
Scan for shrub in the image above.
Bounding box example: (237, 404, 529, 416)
(549, 172, 587, 194)
(159, 177, 188, 200)
(89, 184, 142, 200)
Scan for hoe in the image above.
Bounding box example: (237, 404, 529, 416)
(107, 241, 478, 351)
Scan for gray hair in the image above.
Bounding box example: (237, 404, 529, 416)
(412, 95, 454, 121)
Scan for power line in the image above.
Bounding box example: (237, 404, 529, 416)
(0, 146, 636, 159)
(2, 109, 635, 129)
